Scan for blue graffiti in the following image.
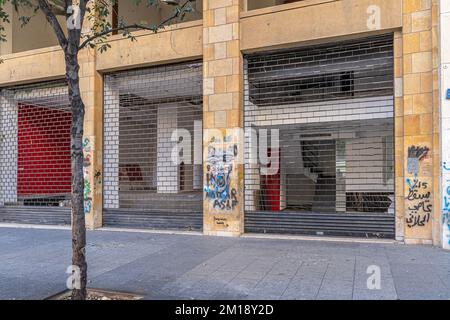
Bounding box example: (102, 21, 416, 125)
(442, 182, 450, 246)
(205, 167, 232, 201)
(445, 212, 450, 245)
(444, 185, 450, 214)
(406, 176, 418, 190)
(204, 144, 238, 211)
(443, 162, 450, 171)
(444, 197, 450, 213)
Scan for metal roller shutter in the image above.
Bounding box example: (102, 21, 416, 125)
(103, 61, 203, 231)
(243, 35, 395, 238)
(0, 81, 71, 225)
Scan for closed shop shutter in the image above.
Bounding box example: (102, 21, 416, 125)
(103, 61, 203, 231)
(0, 81, 71, 225)
(244, 35, 395, 238)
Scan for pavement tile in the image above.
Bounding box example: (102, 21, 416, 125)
(317, 279, 354, 299)
(0, 227, 449, 300)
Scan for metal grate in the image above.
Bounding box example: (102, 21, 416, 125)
(0, 80, 72, 224)
(248, 35, 393, 106)
(103, 61, 203, 230)
(244, 35, 395, 238)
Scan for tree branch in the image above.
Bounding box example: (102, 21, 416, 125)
(37, 0, 67, 50)
(78, 0, 192, 50)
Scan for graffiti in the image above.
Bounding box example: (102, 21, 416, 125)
(214, 217, 229, 227)
(445, 212, 450, 246)
(406, 177, 432, 228)
(83, 181, 92, 214)
(443, 162, 450, 172)
(83, 138, 93, 215)
(444, 185, 450, 214)
(406, 146, 433, 228)
(443, 180, 450, 246)
(94, 170, 102, 194)
(407, 145, 429, 175)
(405, 145, 432, 228)
(444, 210, 450, 245)
(204, 143, 239, 212)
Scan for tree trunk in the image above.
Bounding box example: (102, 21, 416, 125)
(66, 52, 87, 300)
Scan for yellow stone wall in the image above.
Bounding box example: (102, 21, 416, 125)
(401, 0, 439, 245)
(96, 21, 203, 72)
(79, 48, 104, 229)
(0, 46, 65, 85)
(203, 0, 244, 236)
(241, 0, 403, 52)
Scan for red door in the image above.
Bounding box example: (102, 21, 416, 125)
(261, 148, 281, 212)
(17, 104, 72, 197)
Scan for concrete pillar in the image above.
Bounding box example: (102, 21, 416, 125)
(394, 31, 406, 242)
(203, 0, 244, 236)
(400, 0, 439, 245)
(79, 47, 104, 229)
(75, 1, 106, 229)
(439, 0, 450, 250)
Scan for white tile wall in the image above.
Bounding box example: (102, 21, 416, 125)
(103, 81, 120, 209)
(0, 91, 17, 205)
(157, 105, 179, 194)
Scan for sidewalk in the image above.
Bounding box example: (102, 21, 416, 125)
(0, 226, 448, 300)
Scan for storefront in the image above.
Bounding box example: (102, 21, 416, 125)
(243, 35, 396, 238)
(0, 0, 445, 248)
(0, 81, 71, 225)
(103, 61, 204, 231)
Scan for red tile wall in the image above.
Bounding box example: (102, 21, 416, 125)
(17, 104, 72, 196)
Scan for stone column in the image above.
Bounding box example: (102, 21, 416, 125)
(203, 0, 244, 236)
(74, 1, 108, 229)
(79, 46, 104, 229)
(401, 0, 438, 245)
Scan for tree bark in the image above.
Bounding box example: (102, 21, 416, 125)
(31, 0, 190, 301)
(66, 51, 87, 300)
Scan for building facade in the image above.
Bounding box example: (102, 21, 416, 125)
(0, 0, 448, 249)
